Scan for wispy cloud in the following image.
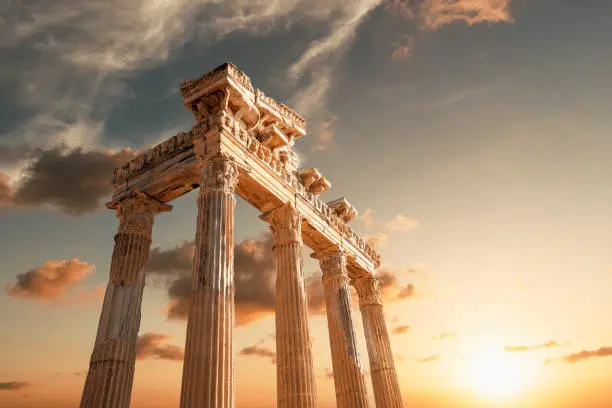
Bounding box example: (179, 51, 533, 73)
(392, 325, 410, 334)
(545, 347, 612, 365)
(433, 332, 456, 340)
(505, 340, 564, 352)
(0, 381, 32, 391)
(239, 343, 276, 364)
(416, 354, 441, 363)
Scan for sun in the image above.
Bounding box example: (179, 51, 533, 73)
(464, 348, 529, 398)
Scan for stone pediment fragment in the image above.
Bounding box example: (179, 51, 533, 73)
(297, 168, 331, 195)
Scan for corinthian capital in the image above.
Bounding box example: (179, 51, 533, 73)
(199, 153, 239, 195)
(260, 203, 302, 245)
(312, 247, 349, 283)
(352, 276, 383, 307)
(108, 190, 172, 238)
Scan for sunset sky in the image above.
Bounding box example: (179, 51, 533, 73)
(1, 0, 612, 407)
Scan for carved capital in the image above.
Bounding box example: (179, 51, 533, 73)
(352, 276, 383, 307)
(109, 191, 171, 238)
(312, 247, 349, 283)
(199, 153, 239, 195)
(260, 203, 302, 245)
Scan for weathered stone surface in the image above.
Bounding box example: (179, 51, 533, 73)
(314, 248, 370, 408)
(353, 277, 404, 408)
(261, 203, 318, 408)
(180, 153, 239, 408)
(84, 63, 403, 408)
(80, 191, 170, 408)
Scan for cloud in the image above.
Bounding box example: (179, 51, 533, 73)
(239, 344, 276, 364)
(136, 333, 184, 362)
(0, 381, 31, 391)
(545, 347, 612, 365)
(365, 232, 389, 249)
(378, 266, 418, 303)
(389, 0, 514, 30)
(359, 209, 420, 233)
(152, 234, 278, 326)
(417, 354, 441, 363)
(392, 325, 410, 334)
(312, 115, 337, 152)
(391, 35, 415, 59)
(9, 146, 134, 216)
(384, 214, 420, 232)
(505, 341, 563, 352)
(5, 259, 96, 301)
(433, 332, 456, 340)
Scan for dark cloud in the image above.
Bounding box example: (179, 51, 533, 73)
(136, 333, 184, 361)
(392, 325, 410, 335)
(0, 144, 40, 166)
(6, 259, 95, 300)
(0, 381, 31, 391)
(416, 354, 441, 363)
(306, 275, 327, 315)
(545, 347, 612, 365)
(152, 234, 278, 326)
(239, 344, 276, 364)
(11, 146, 135, 216)
(505, 340, 562, 352)
(433, 332, 456, 340)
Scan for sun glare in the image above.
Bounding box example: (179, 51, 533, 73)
(465, 348, 528, 399)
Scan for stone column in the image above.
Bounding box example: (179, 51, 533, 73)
(80, 191, 171, 408)
(180, 153, 239, 408)
(313, 249, 370, 408)
(353, 277, 403, 408)
(261, 203, 317, 408)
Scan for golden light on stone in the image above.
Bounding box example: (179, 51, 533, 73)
(80, 63, 401, 408)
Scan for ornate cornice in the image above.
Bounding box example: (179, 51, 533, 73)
(108, 190, 172, 238)
(352, 277, 383, 307)
(260, 203, 302, 246)
(199, 153, 239, 195)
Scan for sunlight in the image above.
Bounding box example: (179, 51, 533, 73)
(464, 347, 529, 399)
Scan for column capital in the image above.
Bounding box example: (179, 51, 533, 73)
(260, 202, 302, 245)
(312, 246, 350, 283)
(199, 153, 239, 195)
(107, 190, 171, 238)
(352, 276, 383, 307)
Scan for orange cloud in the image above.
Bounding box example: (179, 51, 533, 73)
(5, 259, 96, 301)
(417, 354, 441, 363)
(392, 325, 410, 334)
(545, 347, 612, 365)
(505, 340, 563, 352)
(136, 333, 184, 361)
(391, 35, 415, 60)
(389, 0, 514, 30)
(433, 332, 456, 340)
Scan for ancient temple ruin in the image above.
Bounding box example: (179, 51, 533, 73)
(80, 63, 403, 408)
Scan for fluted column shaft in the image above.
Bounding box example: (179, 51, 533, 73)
(180, 154, 239, 408)
(261, 203, 317, 408)
(353, 277, 403, 408)
(315, 249, 370, 408)
(80, 191, 171, 408)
